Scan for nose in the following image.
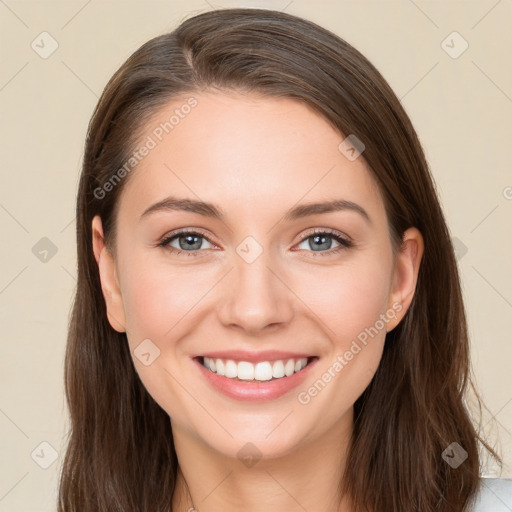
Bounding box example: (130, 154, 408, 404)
(217, 250, 295, 335)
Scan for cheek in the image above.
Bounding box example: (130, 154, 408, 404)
(292, 254, 393, 347)
(117, 258, 213, 423)
(291, 253, 392, 411)
(120, 257, 209, 343)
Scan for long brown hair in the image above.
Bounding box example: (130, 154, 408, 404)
(58, 8, 502, 511)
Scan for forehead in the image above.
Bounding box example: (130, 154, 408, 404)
(117, 91, 386, 227)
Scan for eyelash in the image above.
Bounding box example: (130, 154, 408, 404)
(156, 228, 353, 257)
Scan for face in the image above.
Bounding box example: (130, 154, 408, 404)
(92, 91, 423, 460)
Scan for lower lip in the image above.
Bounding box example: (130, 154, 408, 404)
(193, 357, 318, 402)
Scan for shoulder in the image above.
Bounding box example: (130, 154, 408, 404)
(471, 477, 512, 511)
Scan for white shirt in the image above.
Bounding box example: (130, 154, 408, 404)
(473, 478, 512, 511)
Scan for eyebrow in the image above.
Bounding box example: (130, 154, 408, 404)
(140, 196, 372, 225)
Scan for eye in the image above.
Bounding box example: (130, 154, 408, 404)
(157, 229, 216, 256)
(295, 229, 353, 256)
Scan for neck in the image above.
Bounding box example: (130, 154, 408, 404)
(171, 408, 355, 512)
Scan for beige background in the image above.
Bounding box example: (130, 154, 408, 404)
(1, 0, 511, 510)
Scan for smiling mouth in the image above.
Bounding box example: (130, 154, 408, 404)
(197, 356, 318, 382)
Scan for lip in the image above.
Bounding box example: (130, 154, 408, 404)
(193, 350, 315, 364)
(192, 355, 318, 402)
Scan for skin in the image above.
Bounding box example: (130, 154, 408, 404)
(92, 91, 424, 512)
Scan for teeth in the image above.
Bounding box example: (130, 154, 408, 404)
(254, 361, 273, 381)
(202, 356, 309, 381)
(272, 360, 285, 378)
(285, 359, 295, 376)
(216, 359, 225, 376)
(237, 361, 254, 380)
(225, 359, 237, 378)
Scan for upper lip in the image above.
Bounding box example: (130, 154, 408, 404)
(194, 350, 316, 364)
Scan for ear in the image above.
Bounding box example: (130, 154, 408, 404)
(91, 215, 126, 333)
(386, 227, 424, 332)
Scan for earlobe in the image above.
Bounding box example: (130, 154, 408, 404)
(91, 215, 126, 333)
(386, 227, 424, 332)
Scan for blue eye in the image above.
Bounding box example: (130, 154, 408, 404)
(158, 230, 215, 256)
(296, 229, 353, 256)
(157, 228, 353, 257)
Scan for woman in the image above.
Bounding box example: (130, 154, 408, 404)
(58, 8, 509, 512)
